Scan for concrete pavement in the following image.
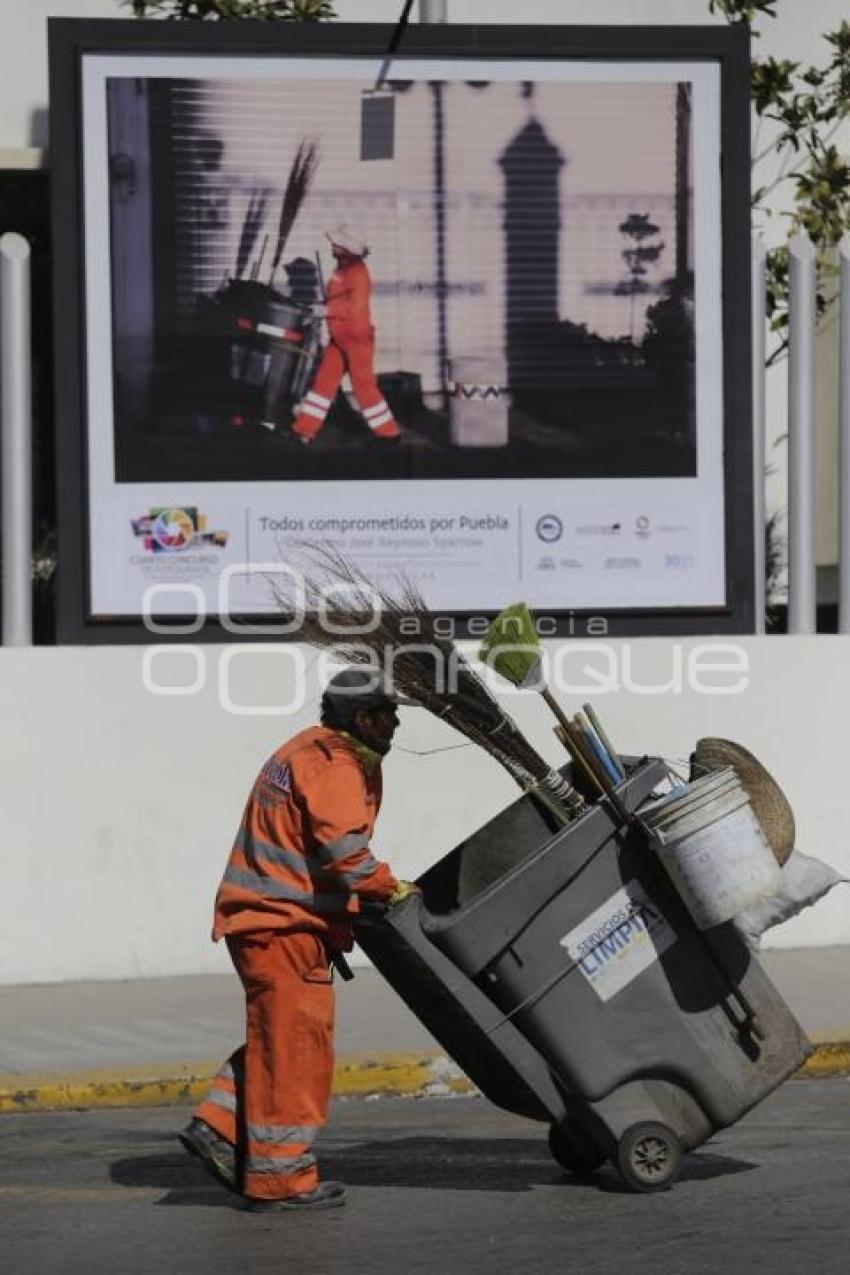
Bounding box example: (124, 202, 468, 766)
(1, 948, 849, 1111)
(4, 1085, 850, 1274)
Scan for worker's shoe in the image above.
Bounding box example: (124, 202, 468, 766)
(178, 1118, 237, 1189)
(370, 419, 402, 441)
(291, 413, 325, 443)
(242, 1181, 347, 1212)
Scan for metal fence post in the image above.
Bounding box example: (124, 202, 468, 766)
(839, 236, 850, 634)
(787, 231, 817, 635)
(419, 0, 448, 21)
(1, 232, 33, 647)
(752, 234, 766, 634)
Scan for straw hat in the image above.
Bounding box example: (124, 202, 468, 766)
(689, 738, 795, 866)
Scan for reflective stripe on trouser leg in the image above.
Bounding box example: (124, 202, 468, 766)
(292, 343, 345, 439)
(194, 1048, 243, 1147)
(343, 337, 401, 435)
(362, 400, 396, 432)
(229, 930, 335, 1200)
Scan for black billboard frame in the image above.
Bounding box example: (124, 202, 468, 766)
(49, 17, 754, 643)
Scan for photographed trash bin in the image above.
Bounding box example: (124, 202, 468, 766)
(216, 279, 319, 430)
(448, 356, 510, 447)
(354, 757, 811, 1193)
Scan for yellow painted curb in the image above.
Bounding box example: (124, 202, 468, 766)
(800, 1042, 850, 1078)
(0, 1051, 474, 1114)
(0, 1041, 846, 1114)
(0, 1061, 214, 1114)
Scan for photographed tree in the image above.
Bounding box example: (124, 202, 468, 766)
(616, 213, 665, 342)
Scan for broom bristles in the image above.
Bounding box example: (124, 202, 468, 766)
(480, 602, 544, 690)
(271, 139, 320, 277)
(235, 188, 269, 281)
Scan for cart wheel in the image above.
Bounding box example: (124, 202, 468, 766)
(548, 1121, 606, 1175)
(615, 1122, 682, 1193)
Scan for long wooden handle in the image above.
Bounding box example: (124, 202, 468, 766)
(559, 721, 631, 826)
(555, 723, 606, 797)
(542, 685, 573, 734)
(583, 701, 626, 781)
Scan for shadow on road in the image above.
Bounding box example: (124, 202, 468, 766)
(109, 1137, 758, 1206)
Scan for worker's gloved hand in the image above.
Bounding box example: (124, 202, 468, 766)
(386, 881, 421, 908)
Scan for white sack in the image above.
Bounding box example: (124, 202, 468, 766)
(734, 849, 848, 948)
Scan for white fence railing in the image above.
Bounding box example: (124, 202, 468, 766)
(753, 231, 850, 635)
(841, 240, 850, 634)
(0, 231, 33, 647)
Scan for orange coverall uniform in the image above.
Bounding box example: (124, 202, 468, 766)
(292, 258, 402, 441)
(193, 725, 399, 1201)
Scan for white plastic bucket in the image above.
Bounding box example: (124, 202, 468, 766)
(449, 356, 509, 447)
(641, 769, 738, 830)
(643, 775, 783, 930)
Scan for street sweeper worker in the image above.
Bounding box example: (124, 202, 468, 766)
(180, 668, 418, 1212)
(291, 224, 402, 443)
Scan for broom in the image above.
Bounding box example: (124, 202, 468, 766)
(479, 602, 572, 732)
(479, 602, 630, 819)
(269, 139, 320, 284)
(269, 547, 586, 826)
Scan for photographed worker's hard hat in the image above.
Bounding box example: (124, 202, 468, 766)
(326, 224, 369, 257)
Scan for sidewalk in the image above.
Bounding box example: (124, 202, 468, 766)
(1, 948, 849, 1111)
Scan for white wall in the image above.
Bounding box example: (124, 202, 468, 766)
(1, 639, 848, 985)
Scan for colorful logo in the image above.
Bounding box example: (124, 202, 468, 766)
(131, 507, 229, 554)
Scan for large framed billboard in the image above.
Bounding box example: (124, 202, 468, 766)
(49, 20, 754, 641)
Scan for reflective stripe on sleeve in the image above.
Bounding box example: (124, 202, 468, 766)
(367, 410, 395, 430)
(335, 855, 386, 888)
(300, 403, 326, 421)
(306, 390, 332, 409)
(363, 400, 389, 419)
(315, 832, 370, 864)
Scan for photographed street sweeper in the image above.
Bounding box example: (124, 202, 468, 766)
(180, 668, 418, 1212)
(291, 224, 403, 443)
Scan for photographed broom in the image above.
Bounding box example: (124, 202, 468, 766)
(269, 139, 320, 285)
(234, 189, 269, 281)
(269, 548, 586, 826)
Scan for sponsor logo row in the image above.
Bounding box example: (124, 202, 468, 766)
(535, 514, 689, 544)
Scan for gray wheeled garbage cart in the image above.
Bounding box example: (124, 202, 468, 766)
(353, 757, 811, 1193)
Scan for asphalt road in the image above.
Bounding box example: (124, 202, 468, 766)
(3, 1081, 849, 1275)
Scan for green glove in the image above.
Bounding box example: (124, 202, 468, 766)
(387, 881, 420, 907)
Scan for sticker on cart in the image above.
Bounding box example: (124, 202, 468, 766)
(559, 881, 676, 1003)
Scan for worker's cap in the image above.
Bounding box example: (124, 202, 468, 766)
(321, 667, 417, 718)
(326, 224, 369, 256)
